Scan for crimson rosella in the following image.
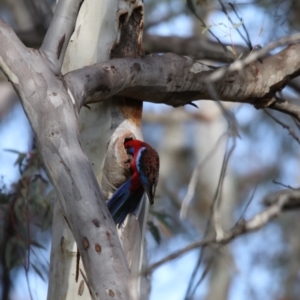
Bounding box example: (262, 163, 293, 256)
(107, 139, 159, 227)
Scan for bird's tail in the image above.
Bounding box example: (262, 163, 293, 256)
(107, 180, 144, 227)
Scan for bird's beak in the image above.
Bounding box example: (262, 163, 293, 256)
(142, 184, 154, 205)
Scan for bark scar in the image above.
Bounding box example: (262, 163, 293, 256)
(57, 34, 66, 60)
(83, 237, 90, 250)
(95, 243, 102, 253)
(92, 219, 100, 227)
(76, 248, 80, 282)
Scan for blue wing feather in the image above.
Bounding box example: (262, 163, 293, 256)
(139, 172, 153, 204)
(136, 147, 155, 205)
(107, 180, 131, 218)
(107, 179, 144, 227)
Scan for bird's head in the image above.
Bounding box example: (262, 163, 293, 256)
(124, 139, 144, 156)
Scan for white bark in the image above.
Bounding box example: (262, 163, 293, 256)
(48, 0, 115, 297)
(47, 0, 148, 299)
(48, 192, 91, 299)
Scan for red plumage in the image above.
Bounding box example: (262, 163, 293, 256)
(107, 139, 159, 227)
(125, 139, 159, 203)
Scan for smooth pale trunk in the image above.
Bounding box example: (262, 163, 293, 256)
(47, 1, 148, 300)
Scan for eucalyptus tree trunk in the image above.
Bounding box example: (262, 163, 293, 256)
(47, 1, 148, 300)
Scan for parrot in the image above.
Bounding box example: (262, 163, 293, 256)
(107, 139, 159, 228)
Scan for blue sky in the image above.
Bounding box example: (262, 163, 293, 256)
(0, 102, 32, 186)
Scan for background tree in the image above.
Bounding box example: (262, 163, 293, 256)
(1, 0, 300, 300)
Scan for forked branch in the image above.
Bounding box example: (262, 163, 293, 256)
(40, 0, 84, 74)
(146, 189, 300, 274)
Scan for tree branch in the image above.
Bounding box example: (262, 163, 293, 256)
(208, 32, 300, 82)
(143, 34, 249, 62)
(65, 43, 300, 119)
(40, 0, 83, 74)
(264, 110, 300, 144)
(269, 98, 300, 122)
(146, 189, 300, 274)
(15, 30, 250, 62)
(0, 20, 28, 68)
(263, 189, 300, 209)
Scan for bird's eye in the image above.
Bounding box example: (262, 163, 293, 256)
(126, 146, 134, 155)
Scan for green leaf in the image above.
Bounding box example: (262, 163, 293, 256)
(5, 149, 27, 167)
(17, 153, 26, 164)
(148, 221, 161, 244)
(5, 239, 13, 268)
(201, 24, 212, 34)
(233, 21, 243, 29)
(4, 149, 23, 155)
(31, 263, 46, 281)
(30, 240, 47, 250)
(5, 237, 25, 268)
(0, 193, 9, 205)
(218, 22, 227, 28)
(150, 210, 173, 231)
(226, 45, 234, 54)
(14, 237, 27, 249)
(14, 198, 25, 223)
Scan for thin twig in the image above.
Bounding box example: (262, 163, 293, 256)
(264, 110, 300, 145)
(186, 0, 227, 54)
(183, 92, 237, 294)
(272, 180, 299, 190)
(79, 268, 92, 295)
(292, 117, 300, 130)
(207, 32, 300, 82)
(212, 138, 236, 240)
(205, 82, 240, 138)
(218, 0, 252, 50)
(270, 98, 300, 123)
(228, 2, 253, 50)
(185, 255, 214, 299)
(25, 267, 34, 300)
(184, 249, 203, 299)
(235, 185, 257, 226)
(183, 136, 236, 297)
(146, 189, 300, 274)
(180, 132, 228, 219)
